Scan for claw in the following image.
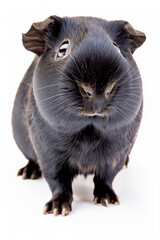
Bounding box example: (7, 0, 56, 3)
(30, 172, 37, 180)
(43, 206, 48, 215)
(22, 172, 27, 179)
(53, 208, 59, 216)
(17, 168, 23, 176)
(111, 197, 120, 205)
(62, 208, 69, 217)
(104, 199, 109, 207)
(116, 197, 120, 205)
(101, 199, 109, 207)
(31, 174, 35, 180)
(93, 197, 98, 205)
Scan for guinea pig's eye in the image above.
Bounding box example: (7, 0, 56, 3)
(56, 40, 70, 59)
(113, 41, 121, 53)
(113, 41, 118, 47)
(79, 84, 93, 98)
(105, 82, 116, 98)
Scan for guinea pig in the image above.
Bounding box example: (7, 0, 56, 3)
(12, 15, 146, 216)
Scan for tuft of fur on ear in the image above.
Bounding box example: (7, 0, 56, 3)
(109, 21, 146, 54)
(22, 16, 62, 56)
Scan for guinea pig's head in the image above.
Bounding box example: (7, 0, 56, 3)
(23, 16, 146, 129)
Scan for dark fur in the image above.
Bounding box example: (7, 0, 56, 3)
(12, 16, 146, 215)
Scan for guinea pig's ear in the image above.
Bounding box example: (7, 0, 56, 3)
(22, 16, 62, 56)
(109, 21, 146, 54)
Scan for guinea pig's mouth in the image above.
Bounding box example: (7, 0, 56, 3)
(78, 111, 108, 118)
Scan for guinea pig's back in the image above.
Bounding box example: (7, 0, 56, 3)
(12, 57, 38, 161)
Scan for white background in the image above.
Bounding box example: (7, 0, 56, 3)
(0, 0, 160, 239)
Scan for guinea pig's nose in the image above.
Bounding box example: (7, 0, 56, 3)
(91, 98, 107, 116)
(92, 102, 103, 114)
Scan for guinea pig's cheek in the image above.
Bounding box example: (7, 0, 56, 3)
(81, 98, 92, 113)
(83, 99, 91, 111)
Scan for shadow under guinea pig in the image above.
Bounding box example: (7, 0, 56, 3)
(72, 175, 94, 202)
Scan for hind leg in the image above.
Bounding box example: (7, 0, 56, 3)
(12, 116, 41, 180)
(12, 84, 41, 180)
(17, 159, 42, 180)
(12, 59, 41, 179)
(12, 109, 41, 180)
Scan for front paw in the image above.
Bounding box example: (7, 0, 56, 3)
(93, 185, 120, 207)
(43, 191, 73, 217)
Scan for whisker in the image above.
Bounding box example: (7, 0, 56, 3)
(116, 69, 139, 81)
(75, 106, 84, 110)
(78, 111, 85, 117)
(56, 68, 81, 86)
(110, 61, 125, 80)
(121, 80, 142, 87)
(31, 105, 67, 123)
(35, 83, 58, 91)
(65, 69, 80, 82)
(129, 70, 140, 77)
(111, 106, 133, 122)
(119, 78, 142, 86)
(39, 93, 70, 103)
(113, 68, 131, 82)
(116, 88, 142, 94)
(22, 81, 30, 87)
(113, 97, 141, 105)
(117, 80, 142, 86)
(118, 70, 140, 83)
(69, 54, 84, 79)
(56, 69, 76, 82)
(113, 98, 139, 106)
(118, 105, 136, 113)
(116, 92, 142, 99)
(41, 99, 75, 112)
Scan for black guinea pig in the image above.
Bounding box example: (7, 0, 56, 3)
(12, 15, 146, 216)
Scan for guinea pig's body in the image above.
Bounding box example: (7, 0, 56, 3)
(12, 16, 146, 216)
